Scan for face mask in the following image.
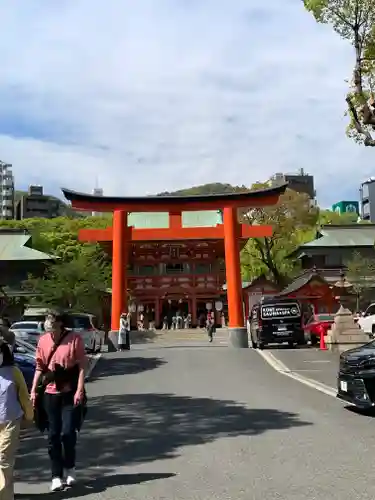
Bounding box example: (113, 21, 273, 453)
(44, 319, 52, 331)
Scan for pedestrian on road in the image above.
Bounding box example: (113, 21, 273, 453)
(118, 312, 130, 351)
(30, 311, 87, 492)
(206, 315, 215, 343)
(0, 340, 33, 500)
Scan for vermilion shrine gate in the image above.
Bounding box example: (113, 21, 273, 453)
(62, 184, 286, 348)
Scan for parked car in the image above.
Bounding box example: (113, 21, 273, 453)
(249, 297, 305, 349)
(303, 313, 335, 345)
(14, 338, 37, 357)
(357, 303, 375, 335)
(63, 313, 104, 353)
(337, 340, 375, 410)
(14, 352, 36, 391)
(10, 321, 44, 346)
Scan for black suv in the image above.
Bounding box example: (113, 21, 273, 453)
(249, 297, 305, 349)
(337, 340, 375, 410)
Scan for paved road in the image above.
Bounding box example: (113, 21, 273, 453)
(263, 345, 339, 388)
(14, 344, 375, 499)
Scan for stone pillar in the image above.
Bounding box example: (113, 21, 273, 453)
(325, 305, 369, 354)
(223, 206, 248, 348)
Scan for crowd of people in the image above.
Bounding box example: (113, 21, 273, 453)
(0, 310, 88, 497)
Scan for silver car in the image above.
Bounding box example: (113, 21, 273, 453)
(10, 321, 44, 346)
(64, 313, 105, 353)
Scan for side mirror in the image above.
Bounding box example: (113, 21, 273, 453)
(362, 312, 366, 317)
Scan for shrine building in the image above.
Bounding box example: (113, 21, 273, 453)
(62, 184, 286, 348)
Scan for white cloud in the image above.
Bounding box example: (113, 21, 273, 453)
(0, 0, 371, 206)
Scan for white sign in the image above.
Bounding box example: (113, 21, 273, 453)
(215, 301, 223, 311)
(206, 302, 212, 310)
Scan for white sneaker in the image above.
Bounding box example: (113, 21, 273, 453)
(65, 469, 76, 487)
(51, 477, 63, 491)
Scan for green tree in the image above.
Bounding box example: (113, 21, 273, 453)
(23, 245, 111, 317)
(240, 187, 319, 286)
(346, 250, 375, 308)
(303, 0, 375, 146)
(319, 209, 359, 225)
(0, 216, 113, 317)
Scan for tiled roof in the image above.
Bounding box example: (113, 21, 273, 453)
(0, 233, 53, 261)
(276, 272, 328, 296)
(300, 225, 375, 248)
(128, 211, 223, 229)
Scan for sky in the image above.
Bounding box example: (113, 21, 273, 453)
(0, 0, 373, 207)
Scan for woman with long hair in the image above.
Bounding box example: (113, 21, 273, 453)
(0, 340, 33, 500)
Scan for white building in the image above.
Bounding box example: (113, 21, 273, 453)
(92, 187, 103, 217)
(0, 162, 14, 219)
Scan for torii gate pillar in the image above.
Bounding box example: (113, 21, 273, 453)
(111, 209, 128, 332)
(223, 206, 248, 347)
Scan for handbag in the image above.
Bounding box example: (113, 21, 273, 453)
(34, 330, 69, 432)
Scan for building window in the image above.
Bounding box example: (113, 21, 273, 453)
(195, 263, 211, 274)
(325, 253, 342, 267)
(166, 263, 184, 274)
(138, 265, 154, 275)
(362, 183, 369, 198)
(363, 202, 370, 215)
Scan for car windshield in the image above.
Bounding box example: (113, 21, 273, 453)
(65, 316, 92, 330)
(11, 322, 40, 330)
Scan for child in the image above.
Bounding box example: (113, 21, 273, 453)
(0, 340, 33, 499)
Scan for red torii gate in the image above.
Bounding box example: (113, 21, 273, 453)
(62, 184, 286, 348)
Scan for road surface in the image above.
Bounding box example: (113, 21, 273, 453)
(15, 343, 375, 499)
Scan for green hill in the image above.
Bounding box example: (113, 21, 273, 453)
(157, 183, 249, 196)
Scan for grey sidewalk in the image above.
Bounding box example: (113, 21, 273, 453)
(266, 346, 339, 388)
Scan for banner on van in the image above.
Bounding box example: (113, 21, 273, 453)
(261, 303, 300, 319)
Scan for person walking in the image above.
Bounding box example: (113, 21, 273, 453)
(30, 311, 87, 492)
(0, 340, 33, 500)
(118, 312, 130, 351)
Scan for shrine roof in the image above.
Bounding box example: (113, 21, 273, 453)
(128, 210, 222, 229)
(276, 272, 329, 297)
(0, 230, 54, 261)
(298, 225, 375, 250)
(61, 183, 287, 212)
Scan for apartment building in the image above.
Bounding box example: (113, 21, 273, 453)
(0, 162, 15, 220)
(15, 185, 60, 220)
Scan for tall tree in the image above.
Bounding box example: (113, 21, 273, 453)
(23, 245, 111, 317)
(319, 209, 359, 225)
(346, 250, 375, 308)
(240, 186, 319, 286)
(304, 0, 375, 146)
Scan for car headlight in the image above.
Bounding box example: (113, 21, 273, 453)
(361, 357, 375, 369)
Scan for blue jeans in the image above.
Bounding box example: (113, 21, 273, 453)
(44, 391, 77, 479)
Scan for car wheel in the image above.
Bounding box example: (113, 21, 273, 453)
(288, 341, 296, 348)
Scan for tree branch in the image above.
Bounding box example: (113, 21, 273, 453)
(346, 95, 375, 146)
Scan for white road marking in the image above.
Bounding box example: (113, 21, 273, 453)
(256, 349, 338, 399)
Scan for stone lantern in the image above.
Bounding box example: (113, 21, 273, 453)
(332, 271, 355, 311)
(325, 271, 369, 353)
